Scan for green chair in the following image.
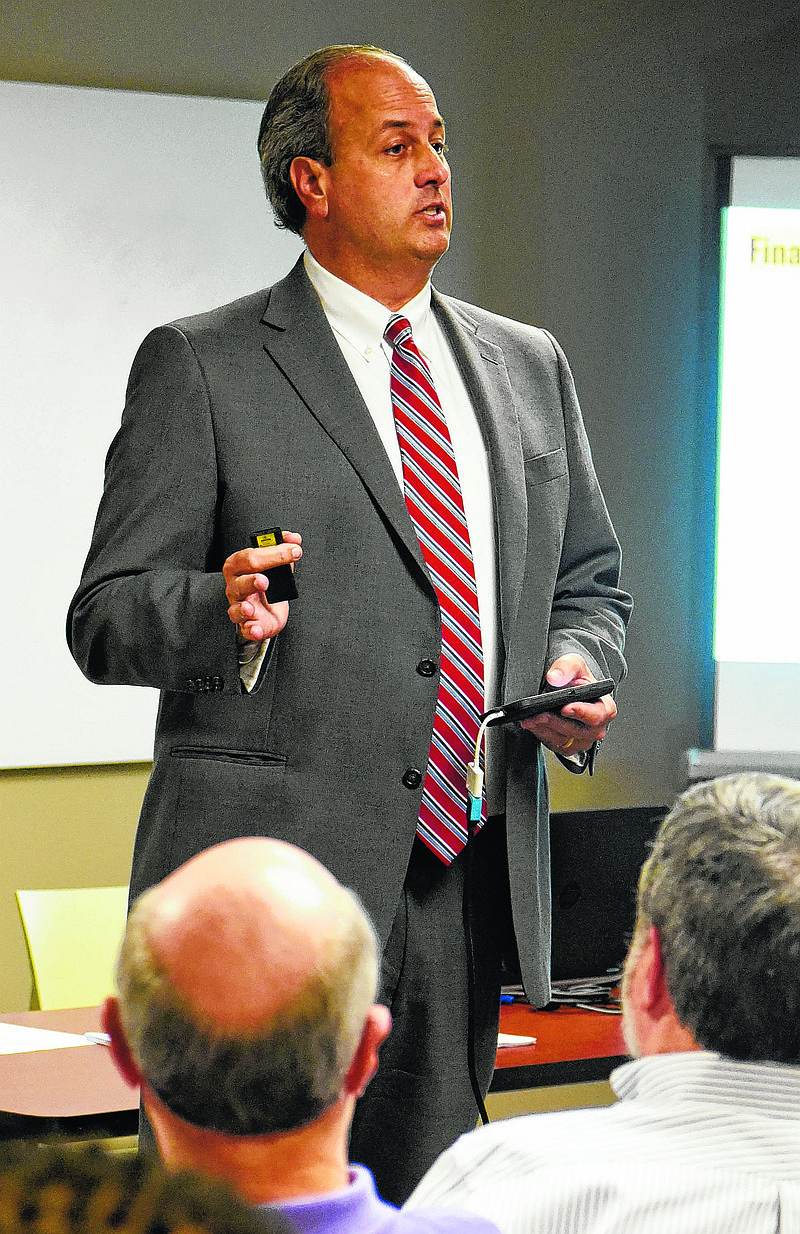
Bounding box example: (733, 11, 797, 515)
(15, 886, 129, 1010)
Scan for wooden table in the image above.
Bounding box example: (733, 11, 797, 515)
(0, 1006, 138, 1140)
(493, 1000, 626, 1092)
(0, 1002, 626, 1139)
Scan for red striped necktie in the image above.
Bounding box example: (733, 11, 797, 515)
(384, 314, 486, 863)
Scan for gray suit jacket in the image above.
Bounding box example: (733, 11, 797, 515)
(68, 257, 630, 1006)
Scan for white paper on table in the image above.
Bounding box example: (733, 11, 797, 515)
(0, 1023, 92, 1055)
(497, 1032, 537, 1048)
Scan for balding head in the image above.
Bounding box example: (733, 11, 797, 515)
(114, 838, 380, 1136)
(140, 838, 366, 1030)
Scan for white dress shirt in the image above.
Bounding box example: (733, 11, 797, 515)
(405, 1051, 800, 1233)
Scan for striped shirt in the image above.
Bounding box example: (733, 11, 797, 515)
(404, 1052, 800, 1233)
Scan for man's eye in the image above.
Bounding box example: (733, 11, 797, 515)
(386, 143, 405, 155)
(433, 142, 449, 156)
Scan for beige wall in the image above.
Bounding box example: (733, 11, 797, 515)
(0, 765, 147, 1011)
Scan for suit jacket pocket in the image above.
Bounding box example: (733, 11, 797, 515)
(523, 447, 567, 485)
(170, 745, 286, 767)
(169, 746, 288, 871)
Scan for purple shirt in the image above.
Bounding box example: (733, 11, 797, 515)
(270, 1165, 499, 1234)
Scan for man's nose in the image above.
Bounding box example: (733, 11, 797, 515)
(416, 149, 449, 186)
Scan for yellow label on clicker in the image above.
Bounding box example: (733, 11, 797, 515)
(255, 532, 278, 548)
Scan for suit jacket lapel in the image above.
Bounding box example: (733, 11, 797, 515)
(260, 259, 432, 589)
(432, 291, 529, 653)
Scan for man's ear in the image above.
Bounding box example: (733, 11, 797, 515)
(631, 925, 679, 1032)
(638, 925, 668, 1013)
(101, 996, 142, 1089)
(627, 925, 701, 1055)
(343, 1005, 392, 1099)
(289, 156, 330, 221)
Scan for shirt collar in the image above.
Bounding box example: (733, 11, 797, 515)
(268, 1164, 386, 1234)
(303, 249, 433, 361)
(612, 1050, 800, 1117)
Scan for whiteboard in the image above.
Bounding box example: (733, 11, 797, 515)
(0, 82, 303, 768)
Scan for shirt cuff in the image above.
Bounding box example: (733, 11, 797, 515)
(237, 635, 269, 693)
(556, 740, 601, 775)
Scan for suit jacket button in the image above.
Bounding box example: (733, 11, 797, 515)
(402, 767, 423, 789)
(416, 659, 437, 677)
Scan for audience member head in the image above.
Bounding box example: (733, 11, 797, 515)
(103, 837, 390, 1200)
(0, 1140, 291, 1234)
(257, 43, 408, 235)
(622, 772, 800, 1063)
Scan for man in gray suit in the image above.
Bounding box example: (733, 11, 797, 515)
(68, 44, 631, 1203)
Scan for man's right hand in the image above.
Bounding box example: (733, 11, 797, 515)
(222, 533, 302, 642)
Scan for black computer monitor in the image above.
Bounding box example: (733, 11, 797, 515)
(549, 805, 667, 982)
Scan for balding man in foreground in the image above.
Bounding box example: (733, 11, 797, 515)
(103, 836, 499, 1234)
(406, 773, 800, 1232)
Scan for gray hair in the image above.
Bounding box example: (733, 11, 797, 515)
(115, 883, 379, 1135)
(257, 44, 408, 235)
(633, 772, 800, 1062)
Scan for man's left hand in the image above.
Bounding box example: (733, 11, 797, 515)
(520, 654, 616, 757)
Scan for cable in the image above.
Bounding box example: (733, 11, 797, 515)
(462, 789, 489, 1126)
(462, 711, 501, 1127)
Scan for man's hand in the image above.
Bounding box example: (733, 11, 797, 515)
(222, 533, 302, 642)
(520, 654, 616, 757)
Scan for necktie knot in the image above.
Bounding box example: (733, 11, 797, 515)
(384, 315, 413, 351)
